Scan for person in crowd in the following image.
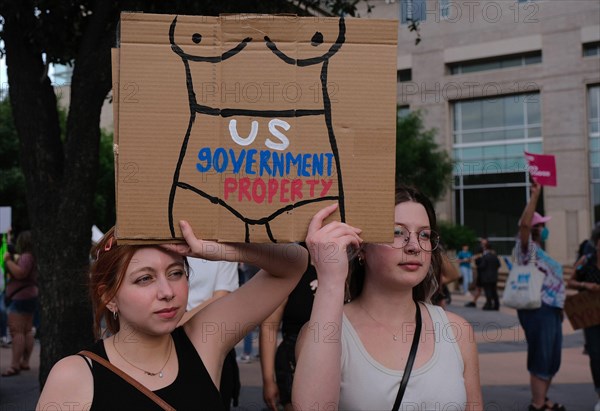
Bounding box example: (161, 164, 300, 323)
(237, 263, 260, 363)
(457, 244, 473, 295)
(516, 180, 566, 411)
(567, 225, 600, 411)
(465, 238, 487, 308)
(475, 241, 501, 311)
(2, 231, 38, 377)
(431, 252, 460, 309)
(36, 221, 307, 410)
(178, 257, 240, 410)
(259, 264, 317, 411)
(292, 185, 482, 410)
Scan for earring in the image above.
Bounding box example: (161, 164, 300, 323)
(358, 255, 364, 266)
(112, 310, 118, 320)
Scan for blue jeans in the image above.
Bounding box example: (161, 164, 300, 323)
(518, 303, 563, 380)
(460, 265, 472, 293)
(7, 297, 37, 315)
(0, 292, 7, 338)
(243, 329, 254, 356)
(584, 323, 600, 393)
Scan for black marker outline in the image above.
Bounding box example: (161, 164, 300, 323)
(168, 16, 346, 241)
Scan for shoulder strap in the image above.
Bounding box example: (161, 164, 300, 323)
(78, 350, 176, 411)
(391, 302, 422, 411)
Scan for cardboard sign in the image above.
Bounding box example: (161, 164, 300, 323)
(113, 13, 398, 243)
(524, 151, 557, 187)
(564, 291, 600, 330)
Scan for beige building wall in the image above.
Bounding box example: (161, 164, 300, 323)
(358, 0, 600, 263)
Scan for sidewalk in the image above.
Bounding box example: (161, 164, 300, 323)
(1, 293, 596, 410)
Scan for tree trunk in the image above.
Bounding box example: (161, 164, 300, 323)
(2, 1, 117, 386)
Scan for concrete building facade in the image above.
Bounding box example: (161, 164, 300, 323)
(359, 0, 600, 262)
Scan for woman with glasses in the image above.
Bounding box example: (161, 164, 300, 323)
(292, 185, 482, 410)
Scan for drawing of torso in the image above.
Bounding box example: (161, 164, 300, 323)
(168, 16, 346, 242)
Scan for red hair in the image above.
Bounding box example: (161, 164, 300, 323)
(89, 227, 144, 339)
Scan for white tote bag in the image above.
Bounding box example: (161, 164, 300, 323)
(502, 248, 545, 310)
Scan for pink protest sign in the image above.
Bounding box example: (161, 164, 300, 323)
(524, 151, 557, 186)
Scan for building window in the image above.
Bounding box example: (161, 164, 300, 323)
(397, 69, 412, 83)
(449, 51, 542, 75)
(401, 0, 426, 24)
(453, 93, 542, 254)
(397, 105, 410, 120)
(589, 85, 600, 223)
(584, 42, 600, 57)
(440, 0, 450, 19)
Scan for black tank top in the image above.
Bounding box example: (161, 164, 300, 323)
(80, 327, 225, 410)
(281, 265, 317, 339)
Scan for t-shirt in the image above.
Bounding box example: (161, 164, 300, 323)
(281, 265, 317, 339)
(186, 259, 238, 311)
(339, 303, 467, 410)
(5, 252, 38, 300)
(456, 250, 473, 268)
(515, 239, 565, 308)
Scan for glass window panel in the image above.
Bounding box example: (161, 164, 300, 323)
(591, 138, 600, 151)
(506, 129, 525, 139)
(506, 143, 525, 156)
(461, 185, 527, 239)
(528, 126, 541, 138)
(461, 147, 483, 160)
(592, 167, 600, 180)
(461, 61, 501, 73)
(590, 86, 600, 121)
(460, 101, 483, 130)
(501, 57, 521, 68)
(591, 123, 599, 134)
(461, 131, 483, 143)
(504, 98, 524, 126)
(591, 151, 600, 166)
(526, 97, 541, 124)
(482, 99, 504, 128)
(524, 54, 542, 64)
(526, 143, 542, 153)
(482, 130, 505, 142)
(482, 145, 504, 159)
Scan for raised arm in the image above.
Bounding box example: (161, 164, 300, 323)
(259, 299, 286, 411)
(292, 204, 362, 410)
(165, 220, 308, 381)
(519, 180, 541, 249)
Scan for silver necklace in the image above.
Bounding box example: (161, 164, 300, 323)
(112, 336, 173, 378)
(359, 302, 402, 341)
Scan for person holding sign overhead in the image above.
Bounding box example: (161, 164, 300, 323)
(516, 180, 566, 411)
(36, 222, 307, 410)
(292, 185, 482, 410)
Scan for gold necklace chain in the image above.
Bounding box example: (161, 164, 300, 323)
(358, 302, 402, 341)
(112, 336, 173, 378)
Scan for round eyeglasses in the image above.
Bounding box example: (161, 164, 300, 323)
(391, 224, 440, 252)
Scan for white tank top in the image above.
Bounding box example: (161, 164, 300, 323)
(340, 303, 467, 411)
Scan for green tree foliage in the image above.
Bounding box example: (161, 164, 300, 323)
(94, 129, 115, 233)
(0, 98, 27, 233)
(438, 220, 478, 251)
(396, 110, 454, 202)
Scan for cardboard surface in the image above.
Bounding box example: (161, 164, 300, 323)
(113, 13, 398, 243)
(564, 292, 600, 330)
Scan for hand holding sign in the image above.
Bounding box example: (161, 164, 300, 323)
(524, 151, 557, 187)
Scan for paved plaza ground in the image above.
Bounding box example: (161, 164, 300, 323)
(1, 292, 596, 411)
